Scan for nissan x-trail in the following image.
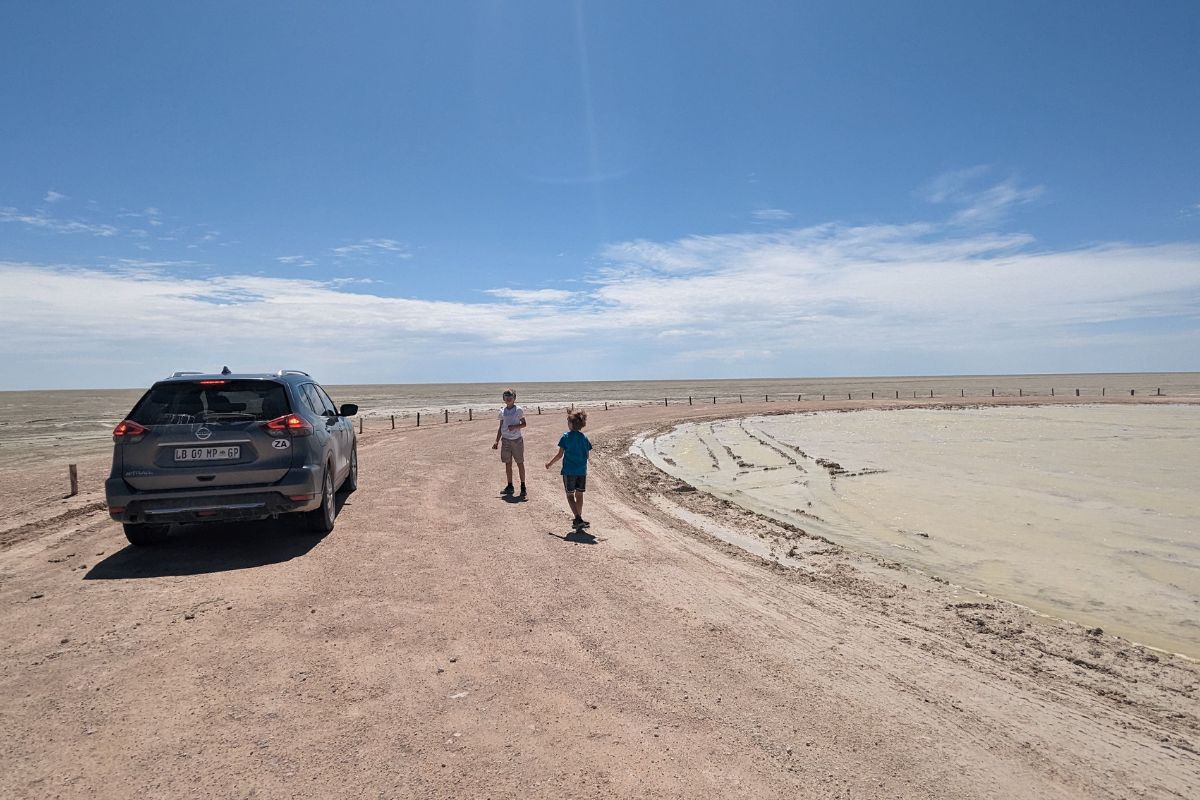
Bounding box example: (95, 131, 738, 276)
(106, 369, 358, 545)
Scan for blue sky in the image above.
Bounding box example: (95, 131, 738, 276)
(2, 1, 1198, 389)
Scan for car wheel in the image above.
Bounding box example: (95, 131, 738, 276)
(341, 445, 358, 493)
(123, 523, 170, 546)
(304, 462, 337, 533)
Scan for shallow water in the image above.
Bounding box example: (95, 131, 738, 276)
(637, 404, 1200, 657)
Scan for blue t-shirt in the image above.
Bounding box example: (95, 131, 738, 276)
(557, 430, 592, 476)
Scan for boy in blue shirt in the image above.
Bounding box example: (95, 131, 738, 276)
(545, 409, 592, 528)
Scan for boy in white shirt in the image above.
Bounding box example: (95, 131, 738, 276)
(492, 388, 527, 498)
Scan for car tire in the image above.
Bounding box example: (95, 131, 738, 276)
(340, 444, 358, 493)
(304, 462, 337, 534)
(123, 523, 170, 546)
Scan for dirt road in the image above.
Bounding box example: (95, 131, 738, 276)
(2, 399, 1197, 799)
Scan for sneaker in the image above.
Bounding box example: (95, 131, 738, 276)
(577, 518, 591, 528)
(519, 483, 527, 498)
(501, 484, 514, 496)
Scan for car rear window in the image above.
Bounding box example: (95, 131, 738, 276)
(129, 381, 290, 425)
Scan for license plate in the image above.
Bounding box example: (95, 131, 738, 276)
(175, 446, 240, 462)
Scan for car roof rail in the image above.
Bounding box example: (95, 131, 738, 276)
(275, 369, 312, 378)
(170, 371, 205, 377)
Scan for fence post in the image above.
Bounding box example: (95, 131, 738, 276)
(765, 395, 769, 402)
(871, 392, 874, 399)
(664, 398, 668, 407)
(359, 417, 363, 434)
(444, 409, 448, 424)
(68, 464, 78, 498)
(1131, 389, 1135, 396)
(797, 394, 801, 401)
(961, 389, 964, 397)
(417, 412, 420, 427)
(1102, 388, 1105, 396)
(713, 396, 716, 404)
(469, 408, 473, 421)
(895, 390, 899, 399)
(689, 396, 692, 405)
(930, 389, 933, 398)
(604, 402, 608, 411)
(1157, 387, 1162, 396)
(1075, 389, 1079, 397)
(1019, 389, 1023, 397)
(538, 406, 542, 415)
(1051, 388, 1055, 397)
(739, 394, 743, 403)
(992, 389, 995, 397)
(391, 415, 395, 429)
(848, 393, 852, 400)
(822, 394, 826, 401)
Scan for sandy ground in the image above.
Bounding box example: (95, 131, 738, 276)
(1, 397, 1197, 799)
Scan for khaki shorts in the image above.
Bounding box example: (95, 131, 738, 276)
(499, 437, 525, 464)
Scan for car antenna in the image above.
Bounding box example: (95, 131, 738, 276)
(221, 366, 232, 375)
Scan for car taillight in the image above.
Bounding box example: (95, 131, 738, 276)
(263, 414, 314, 437)
(112, 419, 148, 443)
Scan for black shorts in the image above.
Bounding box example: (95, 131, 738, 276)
(562, 474, 587, 493)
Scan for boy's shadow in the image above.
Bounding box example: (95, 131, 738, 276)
(500, 494, 528, 504)
(548, 529, 599, 545)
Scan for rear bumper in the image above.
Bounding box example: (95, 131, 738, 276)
(105, 465, 323, 524)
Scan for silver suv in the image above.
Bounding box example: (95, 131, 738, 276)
(105, 369, 358, 545)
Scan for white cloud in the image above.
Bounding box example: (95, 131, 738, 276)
(277, 255, 316, 267)
(752, 208, 792, 222)
(922, 167, 1044, 224)
(2, 190, 1199, 386)
(0, 207, 119, 237)
(44, 190, 67, 203)
(485, 288, 576, 303)
(331, 238, 412, 259)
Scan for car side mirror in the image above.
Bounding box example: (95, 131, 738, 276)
(339, 403, 358, 417)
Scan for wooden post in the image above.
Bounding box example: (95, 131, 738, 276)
(930, 390, 933, 398)
(1102, 388, 1105, 396)
(391, 415, 395, 429)
(688, 396, 692, 405)
(961, 389, 964, 397)
(1075, 389, 1079, 397)
(713, 396, 716, 404)
(1051, 388, 1055, 397)
(797, 394, 802, 401)
(1019, 389, 1022, 397)
(871, 392, 874, 399)
(822, 394, 826, 401)
(359, 417, 363, 433)
(739, 394, 743, 403)
(468, 408, 473, 421)
(664, 397, 668, 407)
(68, 464, 78, 498)
(444, 409, 448, 424)
(1130, 389, 1135, 396)
(991, 389, 995, 397)
(895, 391, 899, 399)
(604, 402, 608, 411)
(848, 393, 852, 400)
(417, 412, 420, 426)
(765, 395, 769, 402)
(537, 406, 542, 415)
(1157, 388, 1162, 396)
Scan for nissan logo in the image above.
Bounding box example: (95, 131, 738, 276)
(195, 426, 213, 441)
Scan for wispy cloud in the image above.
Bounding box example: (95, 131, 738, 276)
(0, 206, 119, 237)
(752, 208, 792, 222)
(277, 255, 316, 268)
(922, 166, 1044, 224)
(44, 190, 67, 204)
(486, 288, 577, 304)
(331, 238, 412, 259)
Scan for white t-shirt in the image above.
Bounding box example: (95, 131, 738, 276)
(498, 405, 525, 440)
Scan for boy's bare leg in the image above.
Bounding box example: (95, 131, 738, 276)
(505, 461, 513, 486)
(516, 460, 526, 485)
(565, 492, 580, 518)
(575, 491, 584, 519)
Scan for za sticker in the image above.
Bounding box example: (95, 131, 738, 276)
(272, 439, 291, 449)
